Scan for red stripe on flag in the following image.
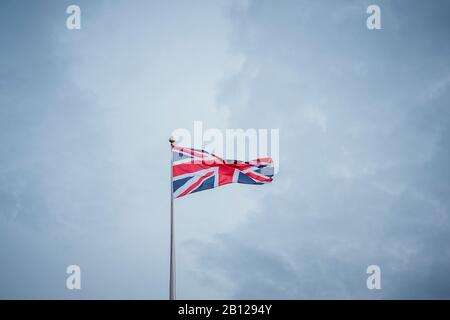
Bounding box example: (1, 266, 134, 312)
(245, 171, 273, 183)
(177, 171, 215, 198)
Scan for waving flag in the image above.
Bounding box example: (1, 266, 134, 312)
(171, 143, 274, 199)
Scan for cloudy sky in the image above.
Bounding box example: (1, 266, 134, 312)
(1, 0, 450, 299)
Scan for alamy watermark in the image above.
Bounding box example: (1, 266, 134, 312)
(366, 265, 382, 290)
(172, 121, 280, 174)
(66, 265, 81, 290)
(66, 5, 81, 30)
(367, 5, 381, 30)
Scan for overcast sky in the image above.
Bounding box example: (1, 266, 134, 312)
(1, 0, 450, 299)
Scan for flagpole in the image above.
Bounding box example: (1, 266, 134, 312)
(169, 136, 176, 300)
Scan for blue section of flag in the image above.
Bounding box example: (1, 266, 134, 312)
(237, 172, 264, 185)
(173, 176, 192, 193)
(191, 175, 215, 194)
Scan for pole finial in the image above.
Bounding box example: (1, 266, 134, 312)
(169, 136, 175, 144)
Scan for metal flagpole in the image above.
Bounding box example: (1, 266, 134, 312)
(169, 136, 176, 300)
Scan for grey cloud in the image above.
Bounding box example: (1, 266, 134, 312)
(189, 0, 450, 299)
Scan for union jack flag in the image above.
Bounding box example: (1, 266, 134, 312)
(171, 143, 274, 199)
